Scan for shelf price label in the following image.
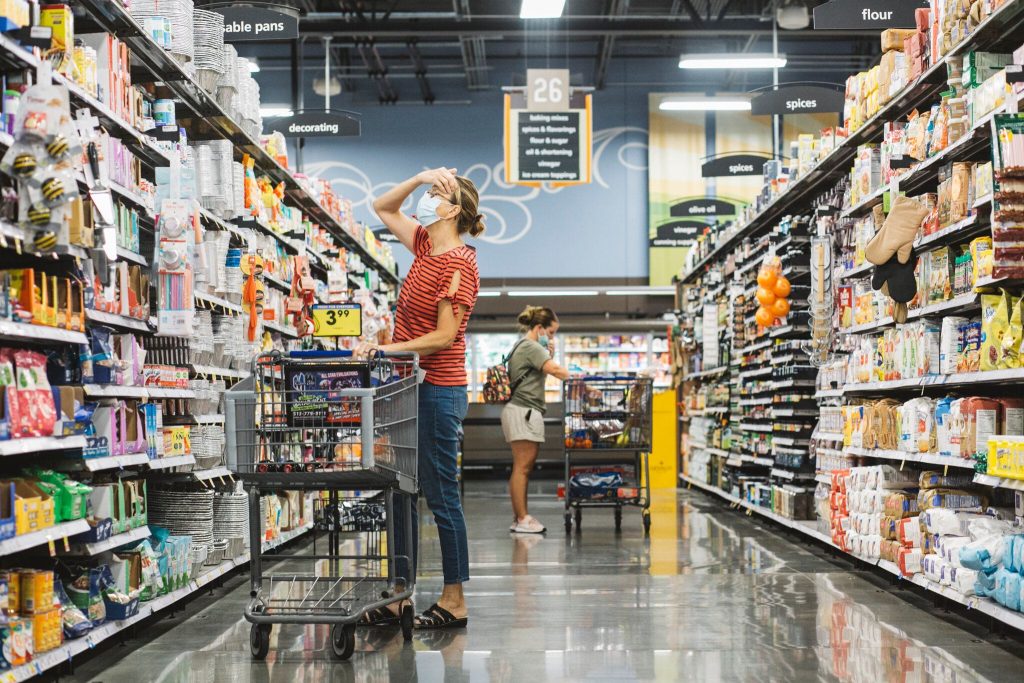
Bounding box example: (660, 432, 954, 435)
(311, 304, 363, 338)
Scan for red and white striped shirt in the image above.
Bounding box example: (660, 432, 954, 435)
(393, 226, 479, 386)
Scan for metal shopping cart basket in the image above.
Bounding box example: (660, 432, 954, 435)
(225, 350, 419, 660)
(562, 374, 653, 535)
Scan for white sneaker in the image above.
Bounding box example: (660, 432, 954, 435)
(510, 515, 546, 534)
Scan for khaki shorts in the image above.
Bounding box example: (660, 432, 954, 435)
(501, 403, 546, 443)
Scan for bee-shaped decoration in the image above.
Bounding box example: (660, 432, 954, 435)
(12, 153, 37, 177)
(33, 231, 58, 252)
(27, 204, 51, 225)
(46, 135, 70, 160)
(41, 177, 65, 203)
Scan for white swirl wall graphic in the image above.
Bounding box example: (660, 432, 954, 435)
(304, 126, 648, 246)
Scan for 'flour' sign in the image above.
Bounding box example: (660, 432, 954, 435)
(813, 0, 927, 29)
(263, 111, 361, 138)
(212, 6, 299, 41)
(750, 85, 845, 116)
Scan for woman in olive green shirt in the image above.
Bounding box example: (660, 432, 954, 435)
(501, 306, 571, 534)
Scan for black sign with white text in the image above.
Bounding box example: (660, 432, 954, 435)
(813, 0, 926, 29)
(701, 154, 770, 178)
(650, 220, 712, 247)
(670, 199, 736, 218)
(515, 111, 583, 182)
(750, 85, 846, 116)
(263, 111, 360, 138)
(213, 6, 298, 41)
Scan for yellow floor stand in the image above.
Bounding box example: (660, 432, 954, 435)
(649, 390, 678, 489)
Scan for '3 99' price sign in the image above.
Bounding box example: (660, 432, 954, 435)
(311, 304, 363, 337)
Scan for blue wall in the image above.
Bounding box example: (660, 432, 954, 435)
(259, 64, 650, 280)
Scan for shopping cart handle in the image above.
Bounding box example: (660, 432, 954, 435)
(286, 350, 420, 361)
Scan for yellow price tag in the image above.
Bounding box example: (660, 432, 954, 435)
(311, 304, 362, 338)
(47, 536, 55, 557)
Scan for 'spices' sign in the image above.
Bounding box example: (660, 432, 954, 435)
(213, 6, 298, 41)
(504, 97, 593, 185)
(750, 85, 846, 116)
(700, 154, 771, 178)
(263, 111, 360, 138)
(812, 0, 927, 29)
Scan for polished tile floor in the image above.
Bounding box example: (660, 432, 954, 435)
(70, 485, 1024, 682)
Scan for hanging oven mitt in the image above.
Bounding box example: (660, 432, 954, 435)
(871, 252, 918, 306)
(866, 195, 929, 266)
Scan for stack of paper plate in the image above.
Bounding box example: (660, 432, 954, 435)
(131, 0, 194, 61)
(149, 488, 214, 552)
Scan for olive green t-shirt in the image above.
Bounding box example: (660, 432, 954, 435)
(507, 338, 551, 414)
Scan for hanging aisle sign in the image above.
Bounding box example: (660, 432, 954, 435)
(700, 153, 772, 178)
(670, 198, 736, 217)
(263, 111, 361, 138)
(650, 220, 713, 247)
(813, 0, 926, 29)
(504, 69, 593, 186)
(750, 85, 846, 116)
(211, 5, 299, 41)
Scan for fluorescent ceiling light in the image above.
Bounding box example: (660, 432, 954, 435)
(678, 53, 787, 70)
(659, 99, 751, 112)
(260, 107, 294, 117)
(605, 288, 676, 296)
(507, 290, 599, 297)
(520, 0, 566, 19)
(477, 291, 503, 297)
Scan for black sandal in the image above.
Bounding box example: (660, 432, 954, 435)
(358, 605, 401, 627)
(414, 603, 468, 630)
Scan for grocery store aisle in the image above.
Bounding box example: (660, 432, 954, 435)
(68, 486, 1024, 682)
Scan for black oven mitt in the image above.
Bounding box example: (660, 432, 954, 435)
(871, 252, 917, 304)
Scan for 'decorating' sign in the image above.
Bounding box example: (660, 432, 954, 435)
(700, 154, 771, 178)
(212, 6, 299, 41)
(650, 220, 713, 247)
(263, 111, 360, 138)
(750, 85, 846, 116)
(311, 304, 362, 337)
(813, 0, 926, 29)
(670, 198, 736, 218)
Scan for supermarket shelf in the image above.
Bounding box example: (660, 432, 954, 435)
(683, 472, 1024, 634)
(845, 446, 976, 470)
(772, 408, 818, 418)
(193, 414, 225, 425)
(83, 384, 149, 399)
(915, 213, 989, 251)
(739, 339, 773, 355)
(683, 366, 729, 381)
(738, 397, 772, 406)
(847, 368, 1024, 394)
(264, 319, 300, 338)
(146, 387, 196, 399)
(67, 525, 151, 556)
(840, 184, 887, 218)
(814, 389, 844, 399)
(974, 194, 993, 209)
(771, 378, 815, 389)
(815, 432, 844, 442)
(261, 521, 314, 553)
(263, 272, 293, 293)
(837, 261, 874, 281)
(908, 292, 980, 319)
(815, 473, 833, 485)
(145, 455, 197, 470)
(76, 452, 151, 472)
(564, 347, 649, 354)
(0, 435, 86, 458)
(738, 366, 772, 380)
(973, 474, 1024, 491)
(0, 320, 88, 346)
(841, 316, 895, 336)
(2, 522, 313, 682)
(194, 291, 244, 314)
(190, 365, 251, 380)
(86, 309, 151, 333)
(740, 423, 772, 433)
(0, 219, 89, 260)
(0, 519, 90, 558)
(116, 246, 149, 267)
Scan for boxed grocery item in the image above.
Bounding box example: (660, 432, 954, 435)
(882, 29, 916, 54)
(5, 479, 55, 535)
(17, 569, 52, 615)
(40, 4, 73, 53)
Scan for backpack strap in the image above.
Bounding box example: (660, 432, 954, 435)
(504, 339, 532, 397)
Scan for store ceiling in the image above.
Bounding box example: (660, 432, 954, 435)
(213, 0, 882, 103)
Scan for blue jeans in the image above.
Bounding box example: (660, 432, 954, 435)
(395, 382, 469, 586)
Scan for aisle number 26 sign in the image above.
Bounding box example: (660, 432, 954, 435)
(311, 303, 363, 337)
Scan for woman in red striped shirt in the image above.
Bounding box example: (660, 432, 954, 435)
(357, 167, 481, 630)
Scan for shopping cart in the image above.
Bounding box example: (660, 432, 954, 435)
(562, 374, 653, 535)
(225, 350, 418, 661)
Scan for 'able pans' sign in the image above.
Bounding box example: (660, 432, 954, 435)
(210, 5, 299, 41)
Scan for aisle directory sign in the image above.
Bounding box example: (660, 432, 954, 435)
(504, 69, 593, 186)
(813, 0, 926, 29)
(211, 5, 299, 41)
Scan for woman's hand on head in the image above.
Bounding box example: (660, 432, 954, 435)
(416, 167, 458, 194)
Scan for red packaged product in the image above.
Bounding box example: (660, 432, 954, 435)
(11, 350, 56, 438)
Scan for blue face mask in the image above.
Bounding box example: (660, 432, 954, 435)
(416, 192, 444, 227)
(538, 335, 549, 349)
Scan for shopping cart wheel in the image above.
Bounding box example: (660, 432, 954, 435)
(642, 510, 651, 536)
(614, 507, 622, 531)
(401, 604, 414, 642)
(331, 624, 356, 660)
(574, 507, 582, 531)
(250, 623, 271, 660)
(563, 512, 572, 532)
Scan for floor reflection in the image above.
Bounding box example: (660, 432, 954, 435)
(70, 487, 1024, 682)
